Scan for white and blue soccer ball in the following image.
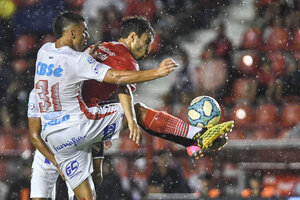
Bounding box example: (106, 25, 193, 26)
(187, 96, 221, 127)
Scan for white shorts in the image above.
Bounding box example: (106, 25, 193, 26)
(31, 150, 76, 200)
(46, 103, 124, 189)
(30, 150, 58, 199)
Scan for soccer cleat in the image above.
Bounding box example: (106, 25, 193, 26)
(192, 121, 234, 150)
(209, 134, 228, 151)
(186, 145, 203, 158)
(187, 135, 228, 159)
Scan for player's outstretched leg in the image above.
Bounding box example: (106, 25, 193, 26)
(134, 103, 234, 150)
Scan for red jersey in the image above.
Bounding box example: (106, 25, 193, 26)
(82, 42, 139, 107)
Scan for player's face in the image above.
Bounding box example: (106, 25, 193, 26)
(72, 21, 90, 51)
(131, 32, 152, 60)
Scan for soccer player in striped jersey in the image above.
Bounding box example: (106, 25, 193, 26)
(28, 89, 105, 200)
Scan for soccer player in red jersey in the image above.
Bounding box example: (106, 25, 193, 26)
(83, 16, 232, 157)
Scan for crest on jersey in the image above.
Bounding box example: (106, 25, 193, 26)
(28, 102, 35, 111)
(87, 56, 96, 64)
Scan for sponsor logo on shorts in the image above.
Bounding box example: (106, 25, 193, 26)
(102, 123, 116, 140)
(87, 56, 96, 64)
(44, 158, 51, 164)
(66, 160, 79, 177)
(53, 135, 87, 152)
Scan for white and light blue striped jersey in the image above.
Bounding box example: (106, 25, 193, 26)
(28, 89, 39, 118)
(34, 43, 111, 139)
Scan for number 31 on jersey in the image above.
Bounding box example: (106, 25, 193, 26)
(36, 80, 61, 112)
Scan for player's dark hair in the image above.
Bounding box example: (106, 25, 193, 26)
(120, 16, 154, 40)
(53, 11, 85, 39)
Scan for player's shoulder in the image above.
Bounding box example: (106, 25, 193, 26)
(40, 42, 83, 58)
(96, 41, 127, 54)
(108, 41, 128, 52)
(29, 89, 36, 99)
(38, 42, 54, 53)
(103, 41, 126, 48)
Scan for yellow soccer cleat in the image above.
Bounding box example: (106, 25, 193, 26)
(192, 121, 234, 150)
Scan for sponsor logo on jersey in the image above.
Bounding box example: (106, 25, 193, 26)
(102, 123, 116, 140)
(97, 52, 108, 61)
(43, 111, 62, 120)
(87, 56, 96, 64)
(43, 114, 70, 130)
(66, 160, 80, 178)
(99, 45, 115, 56)
(28, 102, 35, 111)
(93, 63, 102, 75)
(36, 61, 63, 77)
(53, 135, 87, 152)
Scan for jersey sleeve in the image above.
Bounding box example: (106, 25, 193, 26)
(27, 89, 39, 118)
(77, 52, 111, 82)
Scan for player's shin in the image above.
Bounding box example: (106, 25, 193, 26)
(142, 108, 234, 150)
(142, 108, 203, 139)
(139, 125, 195, 147)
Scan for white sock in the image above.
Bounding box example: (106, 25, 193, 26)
(186, 125, 202, 139)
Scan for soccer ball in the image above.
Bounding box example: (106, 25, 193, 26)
(187, 96, 221, 127)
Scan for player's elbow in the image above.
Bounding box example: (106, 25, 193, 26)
(104, 70, 132, 84)
(29, 132, 39, 146)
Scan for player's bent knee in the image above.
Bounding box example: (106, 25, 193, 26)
(134, 102, 148, 123)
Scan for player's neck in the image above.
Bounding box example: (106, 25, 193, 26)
(119, 38, 130, 50)
(55, 38, 73, 49)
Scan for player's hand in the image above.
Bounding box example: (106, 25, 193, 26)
(104, 140, 112, 151)
(88, 41, 101, 59)
(128, 120, 141, 145)
(157, 58, 178, 77)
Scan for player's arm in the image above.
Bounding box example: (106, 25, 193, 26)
(86, 44, 177, 83)
(103, 58, 177, 84)
(118, 85, 141, 145)
(91, 142, 105, 184)
(27, 89, 65, 180)
(28, 117, 65, 180)
(92, 158, 103, 185)
(28, 117, 55, 165)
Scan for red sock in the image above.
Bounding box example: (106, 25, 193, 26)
(143, 108, 189, 137)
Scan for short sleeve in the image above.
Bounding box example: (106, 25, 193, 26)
(28, 89, 39, 118)
(77, 52, 111, 82)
